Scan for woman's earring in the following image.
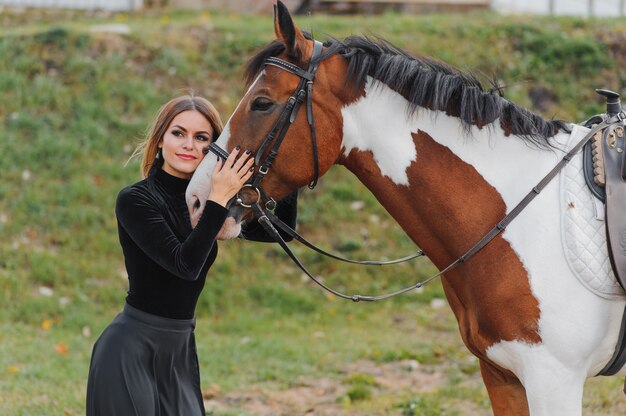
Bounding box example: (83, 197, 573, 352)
(156, 148, 162, 160)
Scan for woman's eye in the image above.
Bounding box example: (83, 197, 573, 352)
(172, 130, 183, 137)
(195, 135, 209, 142)
(251, 97, 274, 112)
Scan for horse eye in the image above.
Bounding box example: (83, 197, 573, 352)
(251, 97, 274, 112)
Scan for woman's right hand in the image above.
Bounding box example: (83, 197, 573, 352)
(207, 147, 255, 207)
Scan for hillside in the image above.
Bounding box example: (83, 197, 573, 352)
(1, 7, 625, 415)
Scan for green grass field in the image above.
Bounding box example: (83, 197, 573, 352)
(1, 6, 626, 415)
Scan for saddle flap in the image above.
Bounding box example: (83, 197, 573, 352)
(602, 122, 626, 290)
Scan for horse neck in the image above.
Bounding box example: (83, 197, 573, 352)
(337, 78, 566, 269)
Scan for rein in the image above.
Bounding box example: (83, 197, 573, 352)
(262, 208, 423, 265)
(206, 36, 626, 302)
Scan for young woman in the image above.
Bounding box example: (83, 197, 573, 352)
(86, 94, 296, 415)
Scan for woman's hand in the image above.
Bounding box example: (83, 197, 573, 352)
(207, 147, 255, 207)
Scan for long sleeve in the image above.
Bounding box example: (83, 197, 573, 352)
(241, 190, 298, 242)
(116, 186, 228, 281)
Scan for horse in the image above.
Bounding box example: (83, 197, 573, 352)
(186, 2, 626, 414)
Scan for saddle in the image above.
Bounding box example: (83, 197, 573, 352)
(581, 90, 626, 382)
(582, 90, 626, 291)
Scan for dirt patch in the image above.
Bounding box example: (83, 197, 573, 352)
(203, 360, 462, 415)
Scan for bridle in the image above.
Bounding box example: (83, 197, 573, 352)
(204, 38, 625, 302)
(255, 41, 323, 190)
(204, 38, 427, 299)
(206, 39, 325, 206)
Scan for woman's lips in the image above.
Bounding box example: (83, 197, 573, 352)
(176, 153, 197, 161)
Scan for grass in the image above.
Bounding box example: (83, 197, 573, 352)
(1, 5, 626, 415)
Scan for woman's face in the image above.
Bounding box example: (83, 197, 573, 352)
(159, 110, 213, 179)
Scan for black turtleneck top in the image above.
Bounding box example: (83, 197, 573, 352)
(115, 168, 297, 319)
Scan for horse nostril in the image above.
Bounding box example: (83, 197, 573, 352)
(194, 198, 201, 210)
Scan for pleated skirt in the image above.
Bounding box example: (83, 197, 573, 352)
(86, 303, 204, 416)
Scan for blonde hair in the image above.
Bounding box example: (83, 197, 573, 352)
(130, 94, 223, 178)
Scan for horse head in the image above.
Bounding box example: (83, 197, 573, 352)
(186, 1, 352, 237)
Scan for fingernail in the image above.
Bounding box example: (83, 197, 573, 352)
(216, 156, 220, 161)
(249, 167, 254, 172)
(245, 149, 251, 154)
(235, 145, 241, 151)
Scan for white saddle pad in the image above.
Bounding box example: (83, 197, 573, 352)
(560, 125, 625, 300)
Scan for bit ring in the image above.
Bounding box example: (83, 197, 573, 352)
(235, 184, 261, 208)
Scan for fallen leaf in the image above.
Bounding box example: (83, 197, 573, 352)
(38, 286, 54, 297)
(41, 320, 53, 330)
(202, 384, 221, 399)
(92, 175, 104, 186)
(54, 343, 69, 355)
(350, 200, 365, 211)
(82, 326, 91, 338)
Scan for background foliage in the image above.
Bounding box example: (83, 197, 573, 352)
(1, 7, 625, 415)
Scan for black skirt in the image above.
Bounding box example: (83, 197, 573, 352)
(86, 303, 204, 415)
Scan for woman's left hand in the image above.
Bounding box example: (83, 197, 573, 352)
(207, 147, 255, 207)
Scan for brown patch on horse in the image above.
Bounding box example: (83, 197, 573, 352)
(340, 130, 541, 357)
(500, 118, 513, 137)
(480, 360, 530, 416)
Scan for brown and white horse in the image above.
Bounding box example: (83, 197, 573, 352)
(186, 2, 626, 414)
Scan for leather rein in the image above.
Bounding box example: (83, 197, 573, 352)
(205, 39, 626, 302)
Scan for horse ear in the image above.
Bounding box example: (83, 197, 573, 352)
(274, 0, 310, 60)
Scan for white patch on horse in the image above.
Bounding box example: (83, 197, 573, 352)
(217, 124, 230, 149)
(341, 78, 417, 186)
(486, 340, 588, 415)
(185, 72, 265, 234)
(187, 71, 264, 204)
(214, 69, 266, 153)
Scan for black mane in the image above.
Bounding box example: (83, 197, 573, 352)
(245, 35, 569, 146)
